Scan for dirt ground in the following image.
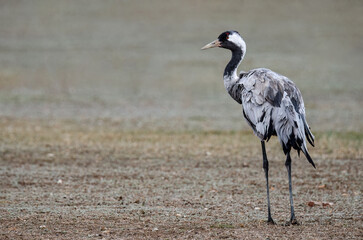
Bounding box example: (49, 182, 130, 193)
(0, 119, 361, 239)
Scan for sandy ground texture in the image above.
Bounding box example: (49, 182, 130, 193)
(0, 119, 362, 239)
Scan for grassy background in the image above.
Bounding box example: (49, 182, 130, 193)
(0, 0, 362, 132)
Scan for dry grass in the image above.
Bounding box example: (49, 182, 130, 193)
(0, 118, 361, 161)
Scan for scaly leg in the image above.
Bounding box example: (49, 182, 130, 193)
(285, 152, 298, 225)
(261, 141, 275, 224)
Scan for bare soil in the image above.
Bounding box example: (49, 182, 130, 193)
(0, 119, 362, 239)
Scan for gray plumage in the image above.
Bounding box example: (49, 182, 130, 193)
(202, 30, 315, 225)
(236, 68, 314, 161)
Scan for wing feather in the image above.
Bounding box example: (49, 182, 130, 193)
(239, 68, 314, 166)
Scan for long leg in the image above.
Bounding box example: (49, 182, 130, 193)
(261, 141, 275, 224)
(285, 152, 298, 225)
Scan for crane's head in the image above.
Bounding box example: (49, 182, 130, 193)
(201, 30, 246, 53)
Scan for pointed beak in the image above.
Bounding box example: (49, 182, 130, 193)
(201, 39, 221, 50)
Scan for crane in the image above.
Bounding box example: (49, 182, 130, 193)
(201, 31, 315, 225)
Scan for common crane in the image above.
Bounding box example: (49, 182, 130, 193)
(201, 30, 315, 225)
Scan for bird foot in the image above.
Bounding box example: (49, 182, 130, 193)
(267, 218, 276, 225)
(284, 218, 299, 226)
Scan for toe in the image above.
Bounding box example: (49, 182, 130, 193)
(267, 218, 276, 225)
(285, 218, 299, 226)
(291, 218, 299, 225)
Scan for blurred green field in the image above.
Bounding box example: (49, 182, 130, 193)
(0, 0, 362, 132)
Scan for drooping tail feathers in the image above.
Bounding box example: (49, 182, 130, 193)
(302, 116, 314, 147)
(302, 146, 316, 168)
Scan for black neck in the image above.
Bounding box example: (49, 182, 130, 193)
(224, 48, 243, 77)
